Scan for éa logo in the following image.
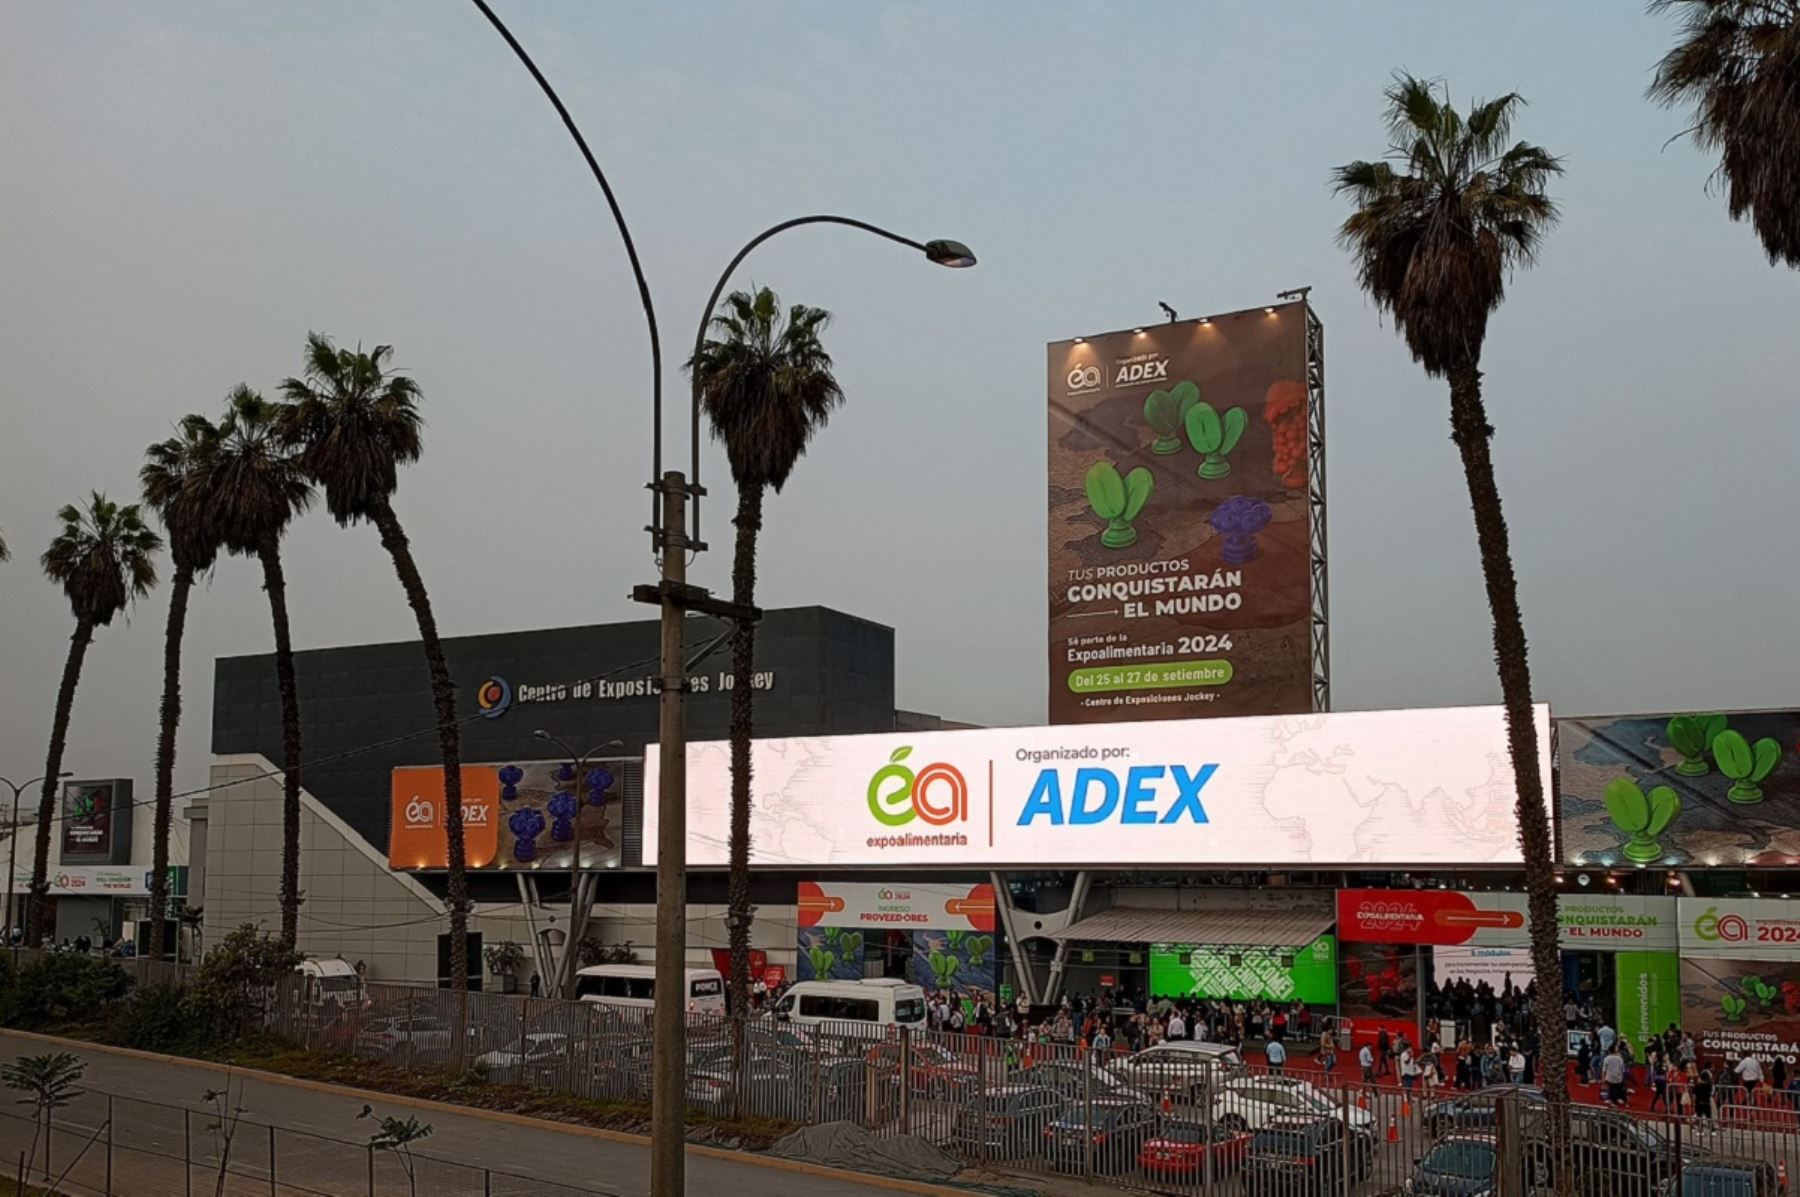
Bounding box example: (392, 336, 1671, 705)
(867, 746, 969, 828)
(404, 797, 435, 828)
(1694, 906, 1750, 943)
(1066, 365, 1101, 392)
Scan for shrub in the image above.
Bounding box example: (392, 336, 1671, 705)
(1, 954, 132, 1028)
(181, 924, 301, 1042)
(108, 982, 193, 1052)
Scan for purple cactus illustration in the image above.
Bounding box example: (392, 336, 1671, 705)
(585, 767, 615, 810)
(1210, 496, 1273, 565)
(508, 807, 546, 862)
(555, 762, 576, 784)
(498, 764, 523, 802)
(547, 790, 578, 842)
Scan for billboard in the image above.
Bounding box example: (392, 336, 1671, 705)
(1433, 946, 1531, 990)
(796, 880, 996, 931)
(1149, 935, 1336, 1004)
(1338, 891, 1678, 952)
(644, 704, 1552, 868)
(1048, 302, 1316, 725)
(59, 779, 132, 864)
(1559, 708, 1800, 866)
(387, 759, 625, 871)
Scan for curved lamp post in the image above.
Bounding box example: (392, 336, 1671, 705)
(467, 10, 975, 1193)
(0, 772, 69, 950)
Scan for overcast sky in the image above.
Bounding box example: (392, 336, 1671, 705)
(3, 1, 1797, 819)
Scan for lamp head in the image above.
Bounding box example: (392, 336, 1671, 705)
(924, 239, 977, 268)
(532, 729, 552, 742)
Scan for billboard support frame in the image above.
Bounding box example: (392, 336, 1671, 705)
(1305, 298, 1329, 713)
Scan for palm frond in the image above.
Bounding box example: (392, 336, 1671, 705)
(277, 332, 425, 524)
(39, 491, 163, 627)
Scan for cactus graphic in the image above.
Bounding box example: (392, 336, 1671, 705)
(946, 930, 965, 949)
(508, 807, 546, 863)
(1721, 993, 1748, 1025)
(1144, 381, 1201, 454)
(498, 765, 524, 802)
(1603, 778, 1680, 863)
(928, 950, 961, 989)
(839, 932, 864, 963)
(964, 935, 993, 968)
(1184, 402, 1247, 479)
(806, 947, 836, 979)
(546, 790, 578, 843)
(1667, 714, 1727, 777)
(1084, 461, 1153, 549)
(1713, 730, 1781, 804)
(1745, 977, 1779, 1009)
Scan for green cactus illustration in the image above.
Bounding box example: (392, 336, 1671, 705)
(1721, 993, 1748, 1024)
(1713, 730, 1781, 804)
(1667, 714, 1728, 777)
(1745, 977, 1778, 1008)
(807, 947, 836, 978)
(1084, 461, 1153, 549)
(928, 950, 960, 989)
(946, 930, 965, 949)
(1603, 778, 1681, 863)
(1184, 402, 1247, 479)
(1144, 381, 1201, 454)
(964, 935, 993, 968)
(823, 926, 842, 947)
(839, 932, 863, 962)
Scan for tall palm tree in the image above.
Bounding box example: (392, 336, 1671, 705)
(0, 528, 10, 561)
(1333, 74, 1569, 1177)
(32, 495, 161, 940)
(277, 333, 472, 992)
(141, 415, 224, 961)
(207, 386, 313, 949)
(1651, 0, 1800, 266)
(689, 287, 844, 1023)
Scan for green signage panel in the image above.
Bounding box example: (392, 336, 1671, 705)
(1150, 935, 1337, 1004)
(1615, 950, 1682, 1045)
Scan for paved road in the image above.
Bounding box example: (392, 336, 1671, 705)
(0, 1030, 937, 1197)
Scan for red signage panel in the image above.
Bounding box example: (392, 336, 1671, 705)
(1336, 888, 1526, 946)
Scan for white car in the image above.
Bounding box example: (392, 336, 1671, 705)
(1211, 1075, 1375, 1133)
(475, 1032, 572, 1084)
(1107, 1041, 1244, 1100)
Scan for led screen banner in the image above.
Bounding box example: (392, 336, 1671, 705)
(644, 704, 1552, 868)
(1680, 955, 1800, 1066)
(388, 760, 624, 871)
(1338, 891, 1677, 952)
(1149, 935, 1336, 1004)
(1048, 302, 1315, 725)
(1559, 708, 1800, 867)
(59, 779, 133, 865)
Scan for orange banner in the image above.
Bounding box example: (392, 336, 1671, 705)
(388, 766, 500, 869)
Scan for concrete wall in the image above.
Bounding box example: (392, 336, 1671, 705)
(191, 755, 797, 987)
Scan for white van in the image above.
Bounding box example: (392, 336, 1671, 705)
(772, 979, 927, 1034)
(573, 964, 726, 1014)
(296, 957, 361, 1007)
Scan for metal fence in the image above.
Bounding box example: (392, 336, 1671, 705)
(260, 978, 1800, 1195)
(0, 1084, 615, 1197)
(7, 946, 190, 991)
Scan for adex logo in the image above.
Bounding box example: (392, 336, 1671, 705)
(476, 675, 513, 719)
(1694, 906, 1750, 943)
(867, 746, 969, 828)
(1066, 364, 1101, 393)
(1016, 764, 1216, 826)
(1115, 358, 1170, 385)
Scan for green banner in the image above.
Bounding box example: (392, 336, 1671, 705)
(1150, 935, 1336, 1004)
(1615, 950, 1682, 1045)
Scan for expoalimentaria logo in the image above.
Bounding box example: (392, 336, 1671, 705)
(866, 747, 969, 828)
(1354, 900, 1426, 933)
(1693, 906, 1750, 943)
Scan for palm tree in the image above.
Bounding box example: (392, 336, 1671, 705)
(0, 527, 10, 561)
(207, 386, 313, 949)
(1650, 0, 1800, 266)
(141, 415, 224, 961)
(277, 333, 471, 992)
(689, 287, 844, 1023)
(1333, 73, 1569, 1176)
(32, 494, 161, 940)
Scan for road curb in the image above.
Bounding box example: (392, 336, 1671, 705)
(0, 1028, 992, 1197)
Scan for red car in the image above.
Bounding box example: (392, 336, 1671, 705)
(1138, 1120, 1251, 1181)
(865, 1041, 979, 1098)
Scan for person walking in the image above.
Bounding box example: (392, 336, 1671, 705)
(1359, 1041, 1375, 1086)
(1508, 1045, 1526, 1086)
(1319, 1027, 1338, 1075)
(1267, 1035, 1287, 1076)
(1602, 1047, 1629, 1107)
(1648, 1054, 1669, 1112)
(1694, 1065, 1715, 1122)
(1401, 1045, 1419, 1095)
(1376, 1028, 1392, 1078)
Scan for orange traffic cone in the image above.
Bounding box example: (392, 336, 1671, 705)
(1161, 1088, 1173, 1116)
(1386, 1115, 1399, 1144)
(1778, 1158, 1787, 1192)
(1401, 1097, 1413, 1118)
(1356, 1090, 1370, 1111)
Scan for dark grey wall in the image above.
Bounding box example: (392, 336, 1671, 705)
(211, 606, 896, 886)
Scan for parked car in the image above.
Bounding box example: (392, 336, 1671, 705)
(1213, 1075, 1375, 1134)
(1107, 1042, 1244, 1101)
(1405, 1131, 1498, 1197)
(865, 1040, 980, 1098)
(949, 1084, 1065, 1159)
(1138, 1119, 1252, 1183)
(1521, 1105, 1693, 1195)
(474, 1032, 573, 1085)
(690, 1051, 883, 1123)
(1422, 1084, 1543, 1137)
(1660, 1156, 1783, 1197)
(1043, 1098, 1158, 1174)
(1242, 1114, 1373, 1197)
(1024, 1058, 1157, 1106)
(354, 1015, 460, 1060)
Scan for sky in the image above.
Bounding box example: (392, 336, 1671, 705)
(2, 1, 1797, 822)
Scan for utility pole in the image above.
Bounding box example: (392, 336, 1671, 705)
(649, 472, 689, 1197)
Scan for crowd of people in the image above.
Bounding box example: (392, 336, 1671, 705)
(8, 929, 138, 956)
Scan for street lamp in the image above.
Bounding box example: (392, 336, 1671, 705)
(532, 730, 622, 998)
(467, 10, 976, 1194)
(0, 772, 70, 949)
